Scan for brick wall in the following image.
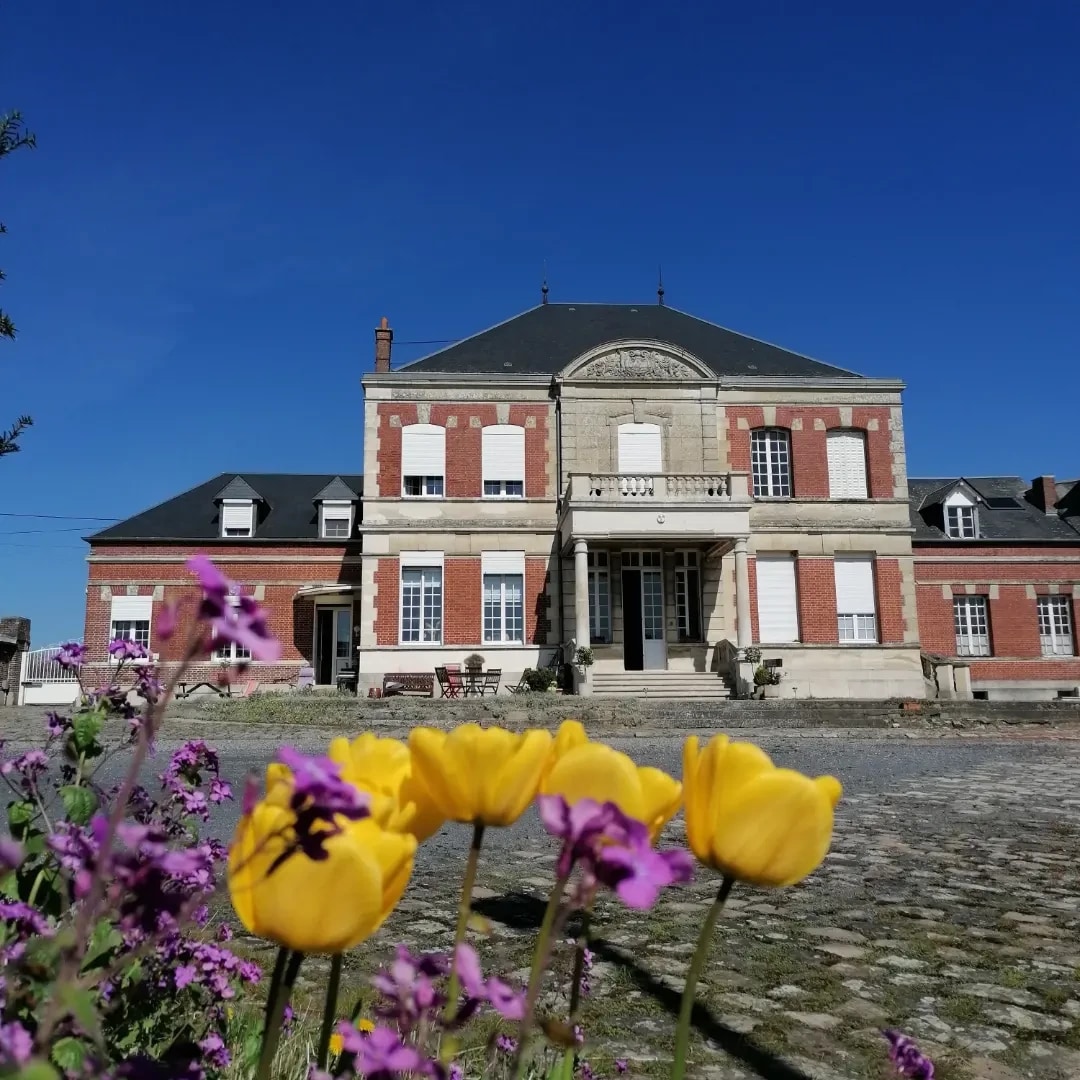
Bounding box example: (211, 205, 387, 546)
(796, 558, 837, 643)
(371, 555, 550, 647)
(376, 402, 552, 499)
(747, 556, 759, 642)
(83, 543, 358, 681)
(874, 559, 906, 644)
(726, 405, 895, 499)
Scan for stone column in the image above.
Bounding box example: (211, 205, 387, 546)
(734, 537, 752, 649)
(573, 539, 590, 653)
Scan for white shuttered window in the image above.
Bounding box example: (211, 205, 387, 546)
(320, 501, 353, 539)
(482, 425, 525, 497)
(834, 556, 877, 642)
(617, 423, 662, 474)
(755, 556, 799, 643)
(401, 424, 446, 497)
(221, 501, 254, 537)
(827, 431, 868, 499)
(109, 595, 152, 654)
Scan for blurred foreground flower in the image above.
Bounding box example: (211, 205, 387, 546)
(188, 553, 282, 662)
(329, 732, 445, 842)
(541, 720, 682, 841)
(682, 734, 842, 887)
(883, 1029, 935, 1079)
(408, 724, 552, 827)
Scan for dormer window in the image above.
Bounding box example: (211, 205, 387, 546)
(944, 489, 978, 539)
(320, 501, 353, 539)
(221, 500, 255, 538)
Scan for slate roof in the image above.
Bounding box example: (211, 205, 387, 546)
(88, 474, 364, 542)
(908, 476, 1080, 542)
(399, 303, 866, 379)
(215, 476, 264, 502)
(314, 476, 359, 502)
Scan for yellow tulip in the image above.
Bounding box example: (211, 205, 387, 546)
(328, 733, 445, 842)
(540, 720, 682, 842)
(682, 735, 842, 887)
(228, 798, 416, 953)
(407, 724, 553, 827)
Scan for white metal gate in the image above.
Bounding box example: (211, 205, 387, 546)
(18, 645, 81, 706)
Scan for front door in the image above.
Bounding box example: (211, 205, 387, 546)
(621, 551, 667, 671)
(315, 606, 353, 684)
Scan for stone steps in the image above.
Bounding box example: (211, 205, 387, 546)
(590, 671, 733, 699)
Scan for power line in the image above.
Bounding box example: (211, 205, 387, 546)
(0, 526, 94, 535)
(0, 512, 121, 521)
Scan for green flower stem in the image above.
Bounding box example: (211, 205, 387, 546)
(440, 821, 486, 1063)
(558, 904, 594, 1079)
(257, 949, 303, 1080)
(671, 876, 735, 1080)
(511, 869, 571, 1080)
(316, 953, 343, 1070)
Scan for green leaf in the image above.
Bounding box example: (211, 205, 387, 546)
(7, 799, 36, 836)
(51, 1037, 87, 1072)
(13, 1061, 60, 1080)
(59, 985, 103, 1048)
(59, 785, 98, 826)
(71, 711, 104, 755)
(83, 919, 122, 969)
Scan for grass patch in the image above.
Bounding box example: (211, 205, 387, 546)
(938, 995, 985, 1025)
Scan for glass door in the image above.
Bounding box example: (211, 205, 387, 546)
(640, 552, 666, 670)
(316, 606, 354, 684)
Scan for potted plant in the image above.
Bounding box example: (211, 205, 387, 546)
(522, 667, 557, 693)
(574, 645, 594, 670)
(753, 663, 783, 699)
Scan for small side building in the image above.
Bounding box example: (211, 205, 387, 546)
(82, 474, 363, 690)
(910, 475, 1080, 700)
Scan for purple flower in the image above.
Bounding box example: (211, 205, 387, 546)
(341, 1023, 429, 1078)
(135, 666, 165, 702)
(175, 964, 198, 990)
(0, 837, 22, 874)
(495, 1034, 517, 1054)
(158, 600, 181, 640)
(615, 1060, 628, 1074)
(448, 1067, 463, 1080)
(109, 637, 149, 661)
(538, 795, 622, 878)
(45, 710, 71, 739)
(199, 1033, 230, 1069)
(372, 947, 447, 1033)
(55, 641, 87, 669)
(187, 555, 282, 662)
(452, 944, 526, 1020)
(883, 1030, 935, 1080)
(595, 836, 694, 909)
(216, 923, 233, 942)
(0, 1021, 32, 1067)
(454, 943, 486, 999)
(486, 977, 526, 1021)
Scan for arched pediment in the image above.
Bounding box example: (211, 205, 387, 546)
(560, 340, 713, 381)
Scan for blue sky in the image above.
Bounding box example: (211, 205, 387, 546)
(2, 4, 1078, 643)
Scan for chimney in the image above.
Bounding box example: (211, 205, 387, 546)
(1029, 475, 1057, 514)
(374, 316, 393, 373)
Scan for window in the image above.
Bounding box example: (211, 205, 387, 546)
(834, 556, 877, 643)
(482, 425, 525, 498)
(1038, 596, 1075, 656)
(617, 423, 662, 474)
(674, 551, 702, 641)
(320, 501, 353, 539)
(827, 430, 868, 499)
(401, 424, 446, 498)
(750, 429, 791, 498)
(221, 500, 254, 537)
(588, 551, 610, 644)
(403, 475, 444, 497)
(109, 595, 152, 658)
(954, 596, 990, 656)
(212, 595, 252, 662)
(481, 552, 525, 644)
(755, 555, 798, 643)
(946, 504, 977, 539)
(483, 575, 524, 643)
(400, 560, 443, 643)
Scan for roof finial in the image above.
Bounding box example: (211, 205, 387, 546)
(541, 261, 549, 305)
(657, 265, 665, 306)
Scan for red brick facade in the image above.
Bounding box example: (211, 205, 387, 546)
(914, 544, 1080, 685)
(795, 558, 838, 644)
(874, 559, 907, 645)
(727, 406, 894, 499)
(375, 402, 552, 499)
(83, 542, 359, 686)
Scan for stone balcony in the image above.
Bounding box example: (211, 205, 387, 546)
(558, 472, 752, 545)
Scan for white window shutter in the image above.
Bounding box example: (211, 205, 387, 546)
(110, 596, 153, 621)
(617, 423, 662, 473)
(827, 431, 868, 498)
(322, 502, 351, 522)
(482, 426, 525, 483)
(221, 502, 254, 532)
(755, 556, 798, 643)
(401, 424, 446, 474)
(481, 550, 526, 576)
(833, 557, 876, 614)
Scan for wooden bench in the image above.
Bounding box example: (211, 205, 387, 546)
(382, 672, 435, 698)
